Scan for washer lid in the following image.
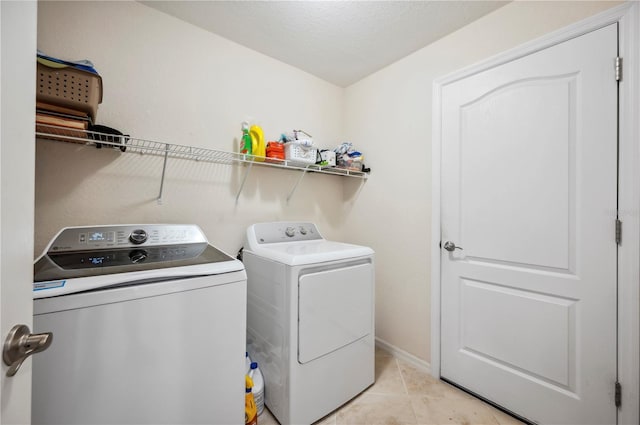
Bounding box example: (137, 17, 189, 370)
(246, 240, 374, 265)
(34, 243, 238, 281)
(244, 222, 373, 265)
(33, 224, 244, 298)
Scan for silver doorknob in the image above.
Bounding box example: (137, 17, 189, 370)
(3, 324, 52, 377)
(443, 241, 463, 252)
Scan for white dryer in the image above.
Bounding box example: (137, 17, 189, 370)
(243, 222, 375, 425)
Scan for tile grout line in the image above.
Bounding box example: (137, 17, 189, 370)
(395, 357, 421, 425)
(395, 357, 409, 396)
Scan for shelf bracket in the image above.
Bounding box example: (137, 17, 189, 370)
(287, 168, 308, 203)
(157, 143, 170, 204)
(235, 161, 253, 203)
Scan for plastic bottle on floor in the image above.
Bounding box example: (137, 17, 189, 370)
(249, 361, 265, 415)
(245, 352, 252, 375)
(245, 375, 258, 425)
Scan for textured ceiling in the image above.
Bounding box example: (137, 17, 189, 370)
(141, 1, 509, 87)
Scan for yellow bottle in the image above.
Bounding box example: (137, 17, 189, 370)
(250, 125, 266, 161)
(245, 375, 258, 425)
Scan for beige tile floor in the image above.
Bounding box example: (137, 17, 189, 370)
(258, 348, 525, 425)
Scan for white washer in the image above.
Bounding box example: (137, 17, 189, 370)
(243, 222, 375, 425)
(32, 224, 246, 425)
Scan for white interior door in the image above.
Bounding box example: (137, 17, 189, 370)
(440, 24, 618, 424)
(0, 1, 38, 424)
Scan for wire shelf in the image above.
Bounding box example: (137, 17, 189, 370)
(34, 123, 369, 178)
(35, 123, 368, 203)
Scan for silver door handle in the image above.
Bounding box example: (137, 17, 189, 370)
(3, 324, 52, 377)
(443, 241, 463, 252)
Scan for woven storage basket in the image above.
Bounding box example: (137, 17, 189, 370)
(36, 62, 103, 121)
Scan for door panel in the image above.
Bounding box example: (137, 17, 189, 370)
(461, 278, 576, 388)
(460, 75, 576, 271)
(440, 24, 617, 424)
(0, 2, 37, 424)
(298, 263, 373, 364)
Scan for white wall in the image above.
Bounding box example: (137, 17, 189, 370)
(35, 0, 348, 256)
(343, 0, 621, 363)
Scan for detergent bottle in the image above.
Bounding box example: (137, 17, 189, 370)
(250, 125, 266, 161)
(249, 361, 265, 415)
(245, 375, 258, 425)
(241, 122, 252, 155)
(245, 352, 252, 375)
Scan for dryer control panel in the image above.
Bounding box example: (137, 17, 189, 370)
(251, 222, 323, 244)
(46, 224, 208, 253)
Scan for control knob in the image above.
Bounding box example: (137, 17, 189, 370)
(129, 229, 148, 245)
(285, 227, 296, 237)
(129, 249, 148, 264)
(299, 227, 307, 235)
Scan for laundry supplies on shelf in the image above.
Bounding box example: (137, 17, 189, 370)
(319, 149, 336, 166)
(333, 142, 369, 172)
(250, 125, 266, 160)
(282, 129, 317, 164)
(240, 121, 252, 155)
(265, 141, 285, 162)
(35, 123, 369, 205)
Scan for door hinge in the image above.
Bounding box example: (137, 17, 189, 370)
(615, 57, 622, 81)
(615, 381, 621, 407)
(616, 219, 622, 245)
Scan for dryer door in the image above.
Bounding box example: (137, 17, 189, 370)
(298, 262, 373, 364)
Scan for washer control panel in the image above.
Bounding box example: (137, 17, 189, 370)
(47, 224, 208, 253)
(253, 222, 323, 244)
(45, 243, 208, 270)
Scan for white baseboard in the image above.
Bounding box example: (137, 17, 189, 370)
(375, 337, 431, 374)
